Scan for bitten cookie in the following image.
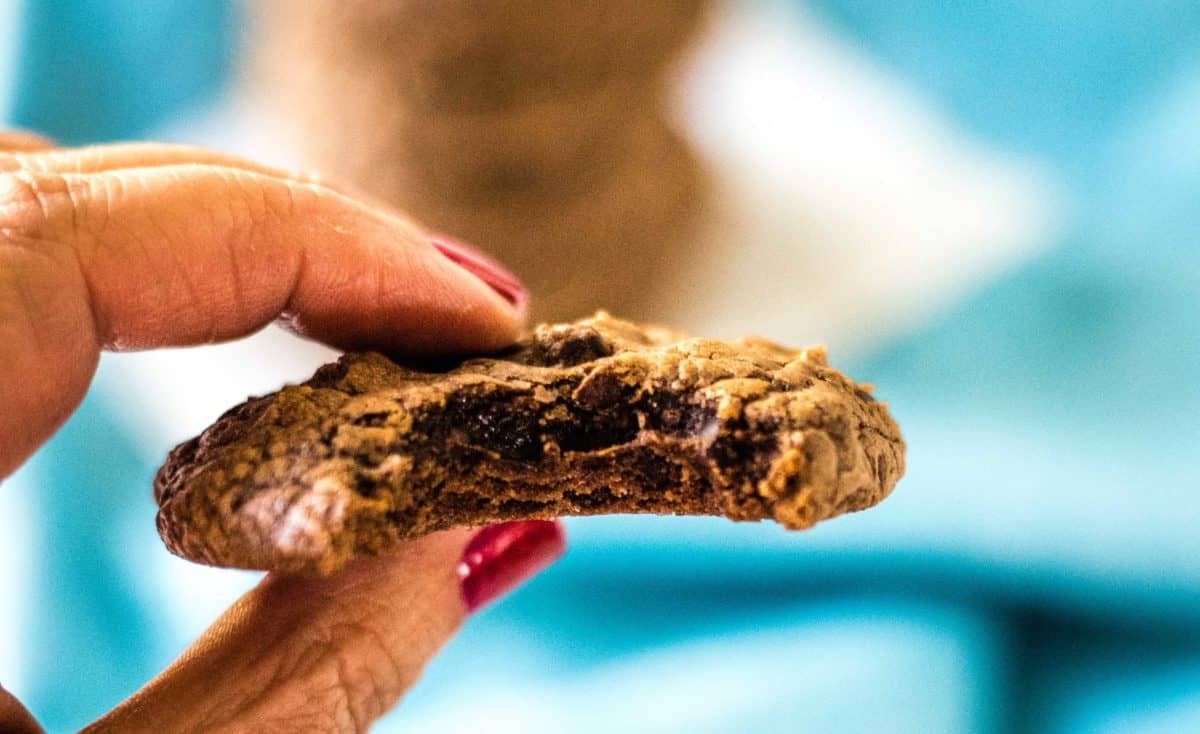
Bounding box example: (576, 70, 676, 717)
(155, 313, 905, 574)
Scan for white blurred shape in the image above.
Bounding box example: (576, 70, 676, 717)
(97, 335, 329, 650)
(99, 330, 336, 456)
(135, 549, 262, 649)
(672, 2, 1060, 356)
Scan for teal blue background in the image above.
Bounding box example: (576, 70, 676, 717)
(3, 1, 1200, 732)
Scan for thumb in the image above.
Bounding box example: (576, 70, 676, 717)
(83, 521, 565, 734)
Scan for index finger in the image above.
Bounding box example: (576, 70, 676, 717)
(0, 164, 527, 477)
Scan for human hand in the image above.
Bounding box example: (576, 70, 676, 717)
(0, 131, 565, 732)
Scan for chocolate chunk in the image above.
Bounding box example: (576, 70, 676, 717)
(154, 313, 905, 574)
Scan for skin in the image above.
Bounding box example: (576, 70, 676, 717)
(0, 131, 528, 733)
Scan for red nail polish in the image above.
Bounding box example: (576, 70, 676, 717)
(458, 520, 566, 612)
(432, 236, 529, 309)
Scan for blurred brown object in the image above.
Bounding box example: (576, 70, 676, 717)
(249, 0, 712, 321)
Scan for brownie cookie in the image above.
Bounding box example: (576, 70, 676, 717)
(155, 313, 905, 574)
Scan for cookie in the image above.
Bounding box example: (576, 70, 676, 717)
(154, 313, 905, 574)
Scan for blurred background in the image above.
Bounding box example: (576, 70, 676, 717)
(2, 1, 1199, 732)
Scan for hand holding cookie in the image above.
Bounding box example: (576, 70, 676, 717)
(0, 131, 560, 733)
(0, 131, 902, 732)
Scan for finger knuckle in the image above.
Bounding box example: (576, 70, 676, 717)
(0, 170, 78, 243)
(316, 617, 394, 732)
(206, 166, 305, 245)
(251, 610, 395, 734)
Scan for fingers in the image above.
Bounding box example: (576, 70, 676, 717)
(87, 531, 474, 733)
(0, 161, 527, 478)
(84, 522, 565, 734)
(0, 684, 43, 734)
(6, 165, 526, 350)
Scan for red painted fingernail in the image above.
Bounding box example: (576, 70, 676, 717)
(458, 520, 566, 612)
(432, 236, 529, 309)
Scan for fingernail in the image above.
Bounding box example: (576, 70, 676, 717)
(432, 236, 529, 309)
(458, 520, 566, 612)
